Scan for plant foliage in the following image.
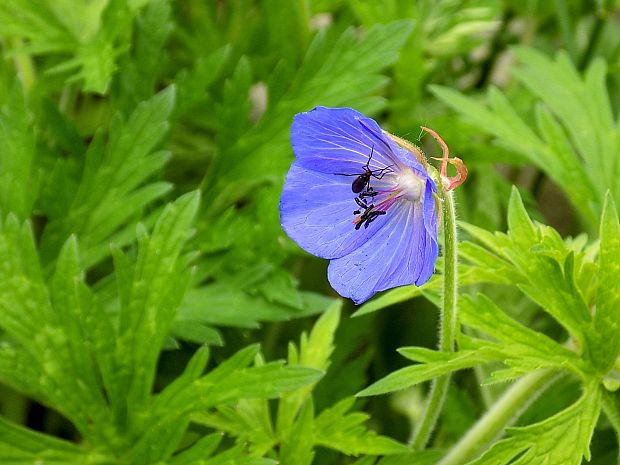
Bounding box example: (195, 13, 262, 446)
(0, 1, 619, 464)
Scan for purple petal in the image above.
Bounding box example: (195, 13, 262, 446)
(280, 161, 393, 259)
(327, 197, 438, 304)
(357, 118, 432, 180)
(291, 107, 401, 175)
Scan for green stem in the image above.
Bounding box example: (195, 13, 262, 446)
(437, 370, 560, 465)
(410, 189, 458, 449)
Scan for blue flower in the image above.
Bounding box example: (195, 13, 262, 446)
(280, 107, 439, 304)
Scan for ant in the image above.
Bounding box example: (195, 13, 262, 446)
(335, 146, 394, 194)
(352, 192, 387, 230)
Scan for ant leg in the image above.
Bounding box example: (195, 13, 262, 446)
(355, 197, 368, 209)
(373, 164, 395, 179)
(359, 190, 378, 199)
(363, 210, 387, 228)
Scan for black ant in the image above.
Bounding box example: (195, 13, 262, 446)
(352, 193, 387, 230)
(335, 147, 394, 193)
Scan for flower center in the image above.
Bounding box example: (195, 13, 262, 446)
(395, 168, 425, 202)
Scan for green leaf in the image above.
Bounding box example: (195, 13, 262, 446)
(173, 45, 231, 119)
(0, 84, 37, 220)
(0, 218, 118, 444)
(196, 396, 275, 457)
(357, 349, 496, 397)
(277, 302, 341, 433)
(198, 363, 324, 408)
(170, 320, 223, 346)
(40, 85, 176, 267)
(314, 397, 409, 455)
(279, 400, 315, 465)
(206, 20, 414, 212)
(116, 0, 173, 109)
(0, 416, 111, 465)
(503, 189, 591, 344)
(168, 433, 223, 465)
(111, 191, 200, 415)
(178, 284, 333, 329)
(511, 48, 615, 201)
(216, 56, 253, 147)
(432, 48, 620, 227)
(459, 294, 583, 375)
(470, 383, 602, 465)
(589, 193, 620, 373)
(0, 0, 135, 93)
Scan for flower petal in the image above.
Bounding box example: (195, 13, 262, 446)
(358, 118, 431, 179)
(327, 197, 438, 304)
(280, 161, 392, 259)
(419, 181, 439, 282)
(291, 107, 400, 174)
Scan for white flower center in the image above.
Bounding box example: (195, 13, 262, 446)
(395, 168, 425, 202)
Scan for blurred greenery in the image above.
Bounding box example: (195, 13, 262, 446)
(0, 0, 619, 464)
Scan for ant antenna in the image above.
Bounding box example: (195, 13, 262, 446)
(364, 145, 375, 170)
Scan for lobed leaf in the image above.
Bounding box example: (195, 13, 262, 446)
(469, 382, 602, 465)
(314, 397, 409, 455)
(40, 86, 177, 267)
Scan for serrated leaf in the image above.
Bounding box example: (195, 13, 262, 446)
(170, 320, 223, 346)
(116, 0, 173, 109)
(314, 397, 409, 455)
(469, 383, 601, 465)
(40, 86, 176, 267)
(111, 191, 200, 414)
(459, 294, 582, 375)
(0, 0, 135, 93)
(502, 189, 591, 344)
(432, 48, 620, 227)
(193, 401, 275, 457)
(173, 45, 231, 119)
(205, 20, 414, 213)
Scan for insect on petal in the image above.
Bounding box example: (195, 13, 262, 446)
(281, 106, 441, 304)
(280, 161, 392, 259)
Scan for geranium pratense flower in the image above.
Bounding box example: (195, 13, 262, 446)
(280, 106, 439, 304)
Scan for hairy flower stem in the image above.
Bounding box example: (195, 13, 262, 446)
(410, 189, 458, 449)
(437, 370, 559, 465)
